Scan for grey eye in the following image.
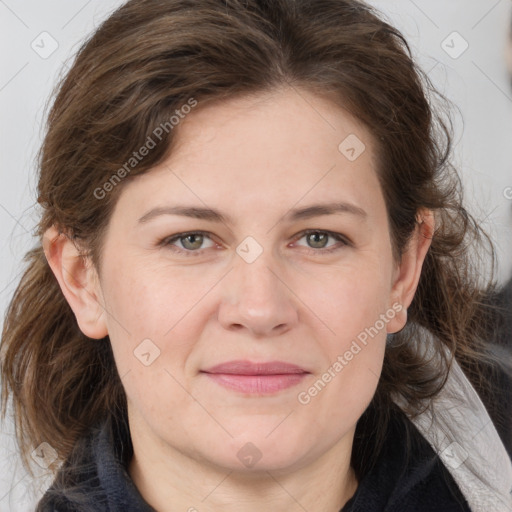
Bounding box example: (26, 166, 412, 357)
(306, 232, 329, 249)
(180, 233, 205, 250)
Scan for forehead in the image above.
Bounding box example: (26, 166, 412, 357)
(171, 87, 375, 165)
(113, 87, 385, 226)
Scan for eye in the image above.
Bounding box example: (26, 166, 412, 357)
(159, 229, 351, 257)
(292, 229, 350, 254)
(160, 231, 217, 256)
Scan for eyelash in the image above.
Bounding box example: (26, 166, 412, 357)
(159, 229, 351, 257)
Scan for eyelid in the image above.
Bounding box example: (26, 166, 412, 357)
(160, 229, 351, 256)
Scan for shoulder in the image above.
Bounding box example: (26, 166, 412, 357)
(36, 495, 81, 512)
(35, 414, 155, 512)
(388, 408, 472, 510)
(343, 404, 472, 512)
(35, 420, 110, 512)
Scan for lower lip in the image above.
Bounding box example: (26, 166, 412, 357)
(202, 372, 308, 394)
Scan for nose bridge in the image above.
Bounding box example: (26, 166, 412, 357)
(234, 235, 283, 306)
(218, 235, 298, 335)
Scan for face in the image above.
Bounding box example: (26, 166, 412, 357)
(52, 86, 423, 475)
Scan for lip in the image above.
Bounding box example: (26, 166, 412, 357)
(201, 360, 310, 394)
(201, 360, 309, 375)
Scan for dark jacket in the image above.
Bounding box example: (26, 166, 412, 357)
(482, 276, 512, 457)
(37, 404, 472, 512)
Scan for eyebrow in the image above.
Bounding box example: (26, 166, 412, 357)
(137, 201, 368, 225)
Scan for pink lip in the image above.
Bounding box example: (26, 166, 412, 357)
(202, 360, 308, 375)
(201, 360, 310, 394)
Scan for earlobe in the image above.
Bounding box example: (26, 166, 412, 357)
(42, 226, 108, 339)
(386, 209, 434, 334)
(386, 306, 408, 335)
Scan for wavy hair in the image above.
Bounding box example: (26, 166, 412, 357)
(1, 0, 508, 494)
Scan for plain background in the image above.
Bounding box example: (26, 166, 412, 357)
(1, 1, 511, 510)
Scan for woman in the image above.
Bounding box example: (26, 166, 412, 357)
(1, 0, 511, 510)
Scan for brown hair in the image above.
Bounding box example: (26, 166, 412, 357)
(1, 0, 508, 492)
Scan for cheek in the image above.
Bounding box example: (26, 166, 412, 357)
(304, 257, 393, 342)
(299, 259, 391, 400)
(98, 259, 209, 399)
(102, 256, 205, 338)
(295, 269, 390, 431)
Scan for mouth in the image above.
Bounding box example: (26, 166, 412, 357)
(200, 360, 310, 394)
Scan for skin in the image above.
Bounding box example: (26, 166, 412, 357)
(44, 86, 433, 512)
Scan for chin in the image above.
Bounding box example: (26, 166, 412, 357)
(200, 430, 319, 475)
(209, 446, 310, 475)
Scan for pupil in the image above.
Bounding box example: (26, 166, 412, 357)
(184, 234, 202, 249)
(309, 232, 327, 248)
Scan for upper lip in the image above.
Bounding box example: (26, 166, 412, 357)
(201, 360, 309, 375)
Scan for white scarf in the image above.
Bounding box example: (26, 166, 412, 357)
(392, 332, 512, 512)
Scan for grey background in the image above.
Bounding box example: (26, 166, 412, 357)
(1, 1, 511, 510)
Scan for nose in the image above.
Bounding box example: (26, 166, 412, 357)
(217, 248, 299, 337)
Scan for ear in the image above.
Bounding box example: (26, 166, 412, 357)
(386, 209, 434, 334)
(42, 225, 108, 339)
